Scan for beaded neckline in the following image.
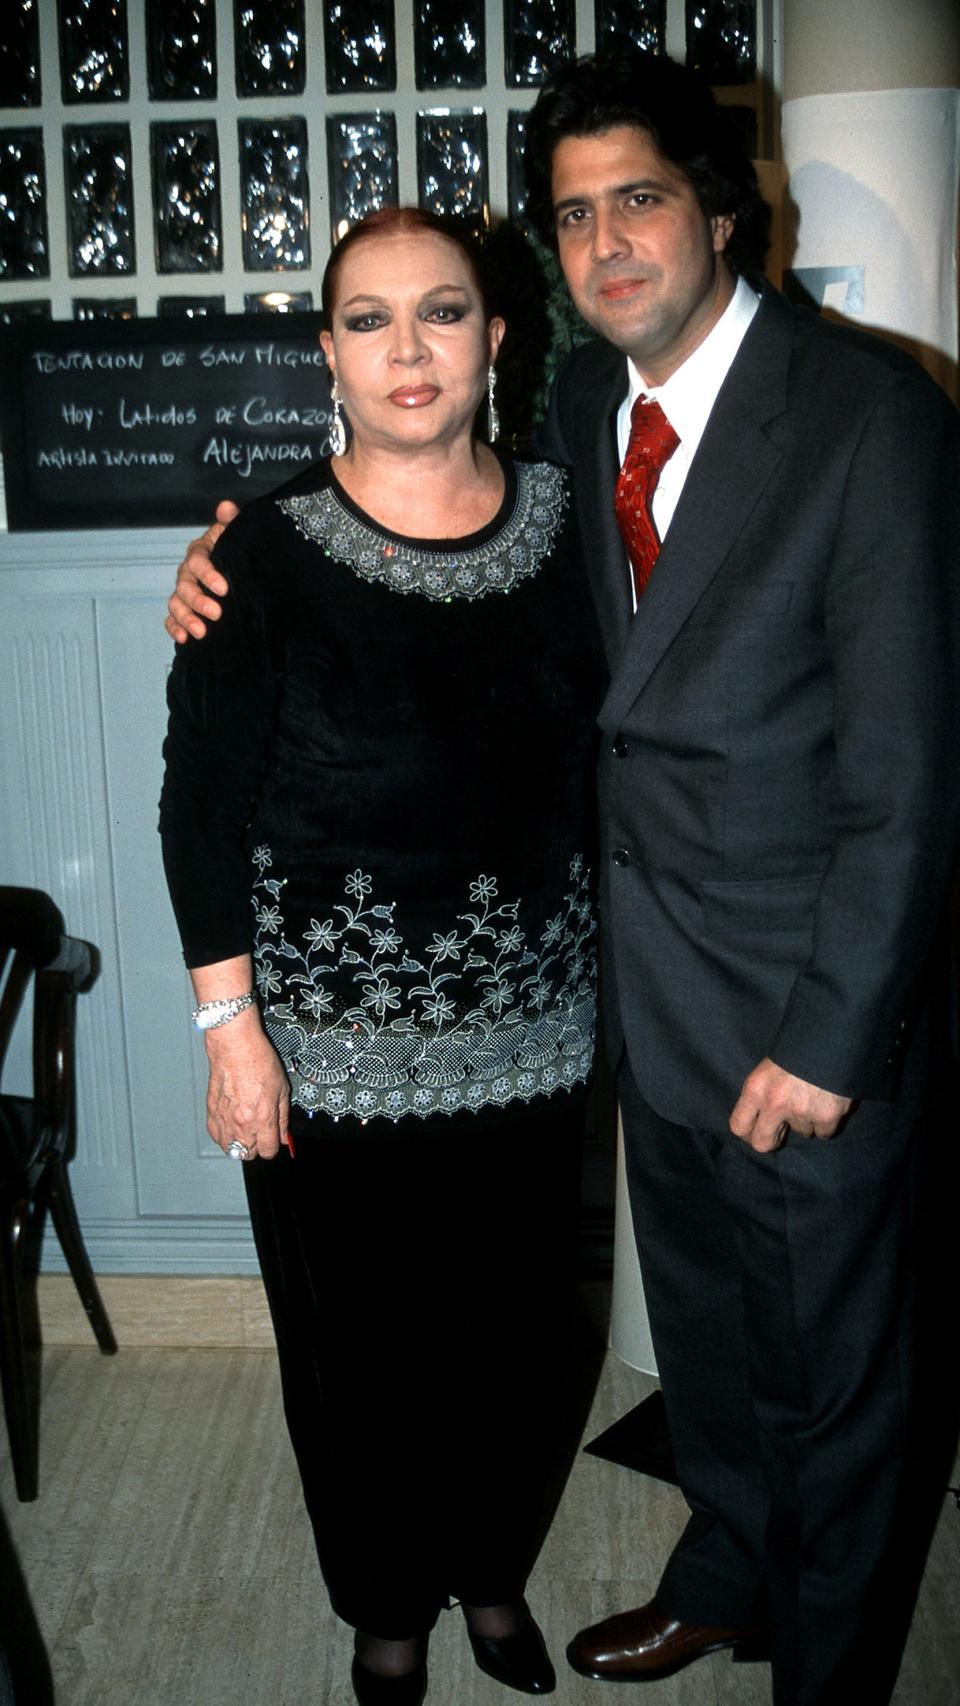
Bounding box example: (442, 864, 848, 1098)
(276, 459, 568, 601)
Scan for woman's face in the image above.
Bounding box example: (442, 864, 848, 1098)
(319, 230, 504, 456)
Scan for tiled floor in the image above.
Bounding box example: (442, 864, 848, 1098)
(1, 1287, 958, 1705)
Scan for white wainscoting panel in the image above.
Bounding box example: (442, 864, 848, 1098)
(0, 530, 258, 1271)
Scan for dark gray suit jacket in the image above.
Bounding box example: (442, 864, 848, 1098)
(541, 284, 960, 1131)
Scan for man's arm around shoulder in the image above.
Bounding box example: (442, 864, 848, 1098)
(166, 499, 240, 643)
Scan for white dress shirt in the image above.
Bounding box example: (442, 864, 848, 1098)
(615, 275, 760, 561)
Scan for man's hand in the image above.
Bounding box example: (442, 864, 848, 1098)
(165, 499, 240, 643)
(729, 1057, 853, 1152)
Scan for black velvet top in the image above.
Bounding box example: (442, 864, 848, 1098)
(160, 452, 606, 1127)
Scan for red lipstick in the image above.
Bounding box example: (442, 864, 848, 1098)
(388, 385, 440, 407)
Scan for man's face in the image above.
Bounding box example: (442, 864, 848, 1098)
(550, 124, 735, 386)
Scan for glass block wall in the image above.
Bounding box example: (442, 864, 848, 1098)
(0, 0, 769, 323)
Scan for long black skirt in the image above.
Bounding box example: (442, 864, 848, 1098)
(243, 1091, 585, 1638)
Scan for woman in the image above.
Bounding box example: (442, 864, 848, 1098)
(160, 207, 605, 1705)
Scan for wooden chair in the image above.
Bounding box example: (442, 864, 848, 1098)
(0, 887, 116, 1501)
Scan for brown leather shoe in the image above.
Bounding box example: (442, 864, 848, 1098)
(566, 1599, 764, 1682)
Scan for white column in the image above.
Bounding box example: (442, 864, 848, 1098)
(610, 1114, 657, 1373)
(781, 0, 960, 399)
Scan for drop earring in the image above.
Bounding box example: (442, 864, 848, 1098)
(329, 380, 347, 458)
(487, 364, 499, 444)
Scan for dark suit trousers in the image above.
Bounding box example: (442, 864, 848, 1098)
(618, 1053, 920, 1706)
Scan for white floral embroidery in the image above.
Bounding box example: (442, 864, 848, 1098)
(251, 853, 596, 1124)
(304, 918, 337, 952)
(470, 875, 497, 903)
(277, 462, 568, 602)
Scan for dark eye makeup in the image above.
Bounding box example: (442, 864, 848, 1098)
(341, 296, 473, 333)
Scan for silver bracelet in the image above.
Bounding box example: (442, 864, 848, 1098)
(192, 992, 256, 1031)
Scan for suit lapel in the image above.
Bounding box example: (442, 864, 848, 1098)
(591, 405, 632, 667)
(597, 288, 793, 733)
(572, 349, 632, 669)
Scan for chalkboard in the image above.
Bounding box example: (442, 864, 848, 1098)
(0, 313, 333, 530)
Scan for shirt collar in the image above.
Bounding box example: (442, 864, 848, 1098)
(624, 274, 760, 444)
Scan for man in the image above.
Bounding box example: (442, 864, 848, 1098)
(167, 51, 960, 1706)
(523, 51, 960, 1706)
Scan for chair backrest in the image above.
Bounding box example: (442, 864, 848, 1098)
(0, 888, 66, 1086)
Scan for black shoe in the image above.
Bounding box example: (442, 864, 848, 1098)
(350, 1656, 428, 1706)
(467, 1614, 556, 1695)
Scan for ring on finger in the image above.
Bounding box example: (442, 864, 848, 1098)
(226, 1139, 253, 1161)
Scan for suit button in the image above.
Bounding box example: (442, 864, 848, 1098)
(612, 848, 631, 866)
(612, 736, 628, 757)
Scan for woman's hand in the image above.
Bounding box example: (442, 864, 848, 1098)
(203, 1008, 291, 1160)
(166, 499, 240, 644)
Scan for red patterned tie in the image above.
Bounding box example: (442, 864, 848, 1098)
(614, 394, 680, 601)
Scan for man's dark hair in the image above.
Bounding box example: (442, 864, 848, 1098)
(524, 52, 771, 278)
